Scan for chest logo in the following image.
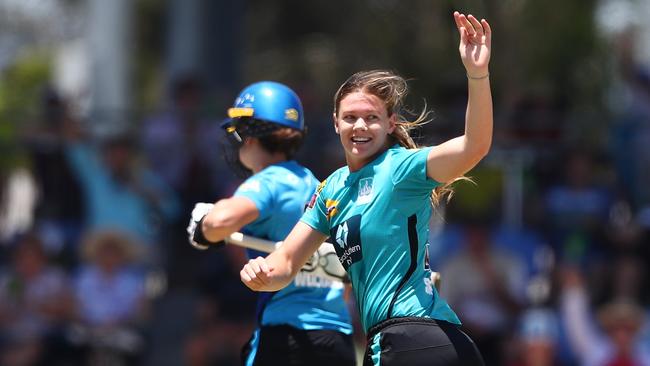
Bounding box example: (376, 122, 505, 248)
(357, 177, 374, 205)
(335, 222, 348, 248)
(330, 215, 362, 270)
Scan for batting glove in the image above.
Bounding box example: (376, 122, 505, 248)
(187, 202, 215, 250)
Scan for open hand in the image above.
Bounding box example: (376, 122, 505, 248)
(454, 11, 491, 78)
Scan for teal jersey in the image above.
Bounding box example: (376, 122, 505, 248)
(301, 145, 461, 333)
(234, 161, 352, 334)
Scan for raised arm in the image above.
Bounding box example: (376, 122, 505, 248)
(240, 221, 327, 292)
(427, 11, 493, 184)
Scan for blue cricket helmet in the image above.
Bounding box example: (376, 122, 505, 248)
(225, 81, 304, 131)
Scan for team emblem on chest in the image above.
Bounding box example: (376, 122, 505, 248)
(357, 177, 374, 205)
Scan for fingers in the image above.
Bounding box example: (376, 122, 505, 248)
(453, 11, 463, 36)
(454, 12, 475, 36)
(467, 15, 483, 36)
(482, 18, 492, 45)
(454, 11, 490, 42)
(240, 257, 273, 290)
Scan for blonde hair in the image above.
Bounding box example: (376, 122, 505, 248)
(333, 70, 466, 206)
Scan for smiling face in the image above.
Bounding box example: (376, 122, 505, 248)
(334, 91, 396, 171)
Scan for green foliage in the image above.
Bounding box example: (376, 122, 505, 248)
(0, 53, 51, 171)
(134, 0, 166, 112)
(0, 53, 50, 124)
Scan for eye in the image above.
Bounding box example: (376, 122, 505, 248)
(366, 114, 379, 121)
(342, 115, 356, 122)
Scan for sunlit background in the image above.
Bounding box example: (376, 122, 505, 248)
(0, 0, 649, 365)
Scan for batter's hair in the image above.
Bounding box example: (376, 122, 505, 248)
(333, 69, 468, 206)
(257, 126, 305, 160)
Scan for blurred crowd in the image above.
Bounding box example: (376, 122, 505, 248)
(1, 62, 650, 365)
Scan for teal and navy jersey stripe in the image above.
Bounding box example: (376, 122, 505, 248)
(301, 145, 461, 333)
(234, 160, 352, 334)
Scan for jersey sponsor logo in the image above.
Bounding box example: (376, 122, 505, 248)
(335, 222, 348, 249)
(293, 272, 344, 289)
(325, 199, 338, 220)
(330, 215, 362, 269)
(357, 177, 374, 205)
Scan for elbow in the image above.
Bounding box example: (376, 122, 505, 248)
(467, 139, 491, 167)
(476, 140, 491, 160)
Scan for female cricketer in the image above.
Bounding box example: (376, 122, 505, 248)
(239, 11, 491, 365)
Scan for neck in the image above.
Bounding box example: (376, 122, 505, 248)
(346, 143, 391, 172)
(250, 153, 287, 173)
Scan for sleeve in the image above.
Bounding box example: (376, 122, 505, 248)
(65, 142, 104, 188)
(560, 286, 608, 362)
(233, 173, 276, 221)
(141, 171, 180, 220)
(391, 147, 441, 190)
(299, 180, 331, 236)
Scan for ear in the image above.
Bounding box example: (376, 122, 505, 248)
(387, 113, 397, 134)
(243, 136, 256, 146)
(333, 113, 340, 135)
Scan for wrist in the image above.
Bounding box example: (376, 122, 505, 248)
(467, 72, 489, 80)
(193, 217, 225, 248)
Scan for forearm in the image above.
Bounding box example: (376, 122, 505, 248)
(458, 11, 492, 160)
(464, 76, 493, 159)
(560, 286, 602, 357)
(201, 215, 239, 242)
(241, 222, 327, 292)
(425, 12, 493, 183)
(201, 198, 258, 242)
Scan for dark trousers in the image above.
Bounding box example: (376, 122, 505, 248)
(242, 325, 356, 366)
(363, 317, 485, 366)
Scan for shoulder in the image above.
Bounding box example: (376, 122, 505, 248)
(387, 145, 431, 161)
(262, 162, 315, 189)
(305, 167, 346, 209)
(237, 173, 270, 195)
(320, 166, 348, 191)
(379, 145, 426, 172)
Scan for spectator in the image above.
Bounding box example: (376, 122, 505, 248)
(23, 88, 84, 259)
(509, 307, 562, 366)
(544, 150, 612, 264)
(441, 220, 527, 365)
(140, 74, 231, 285)
(560, 267, 650, 366)
(62, 117, 179, 262)
(0, 233, 74, 366)
(141, 74, 232, 204)
(71, 229, 149, 365)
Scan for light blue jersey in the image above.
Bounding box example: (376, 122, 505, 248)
(234, 161, 352, 334)
(301, 145, 461, 333)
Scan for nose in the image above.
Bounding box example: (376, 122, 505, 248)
(352, 118, 368, 131)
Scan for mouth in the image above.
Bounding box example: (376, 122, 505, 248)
(351, 136, 371, 145)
